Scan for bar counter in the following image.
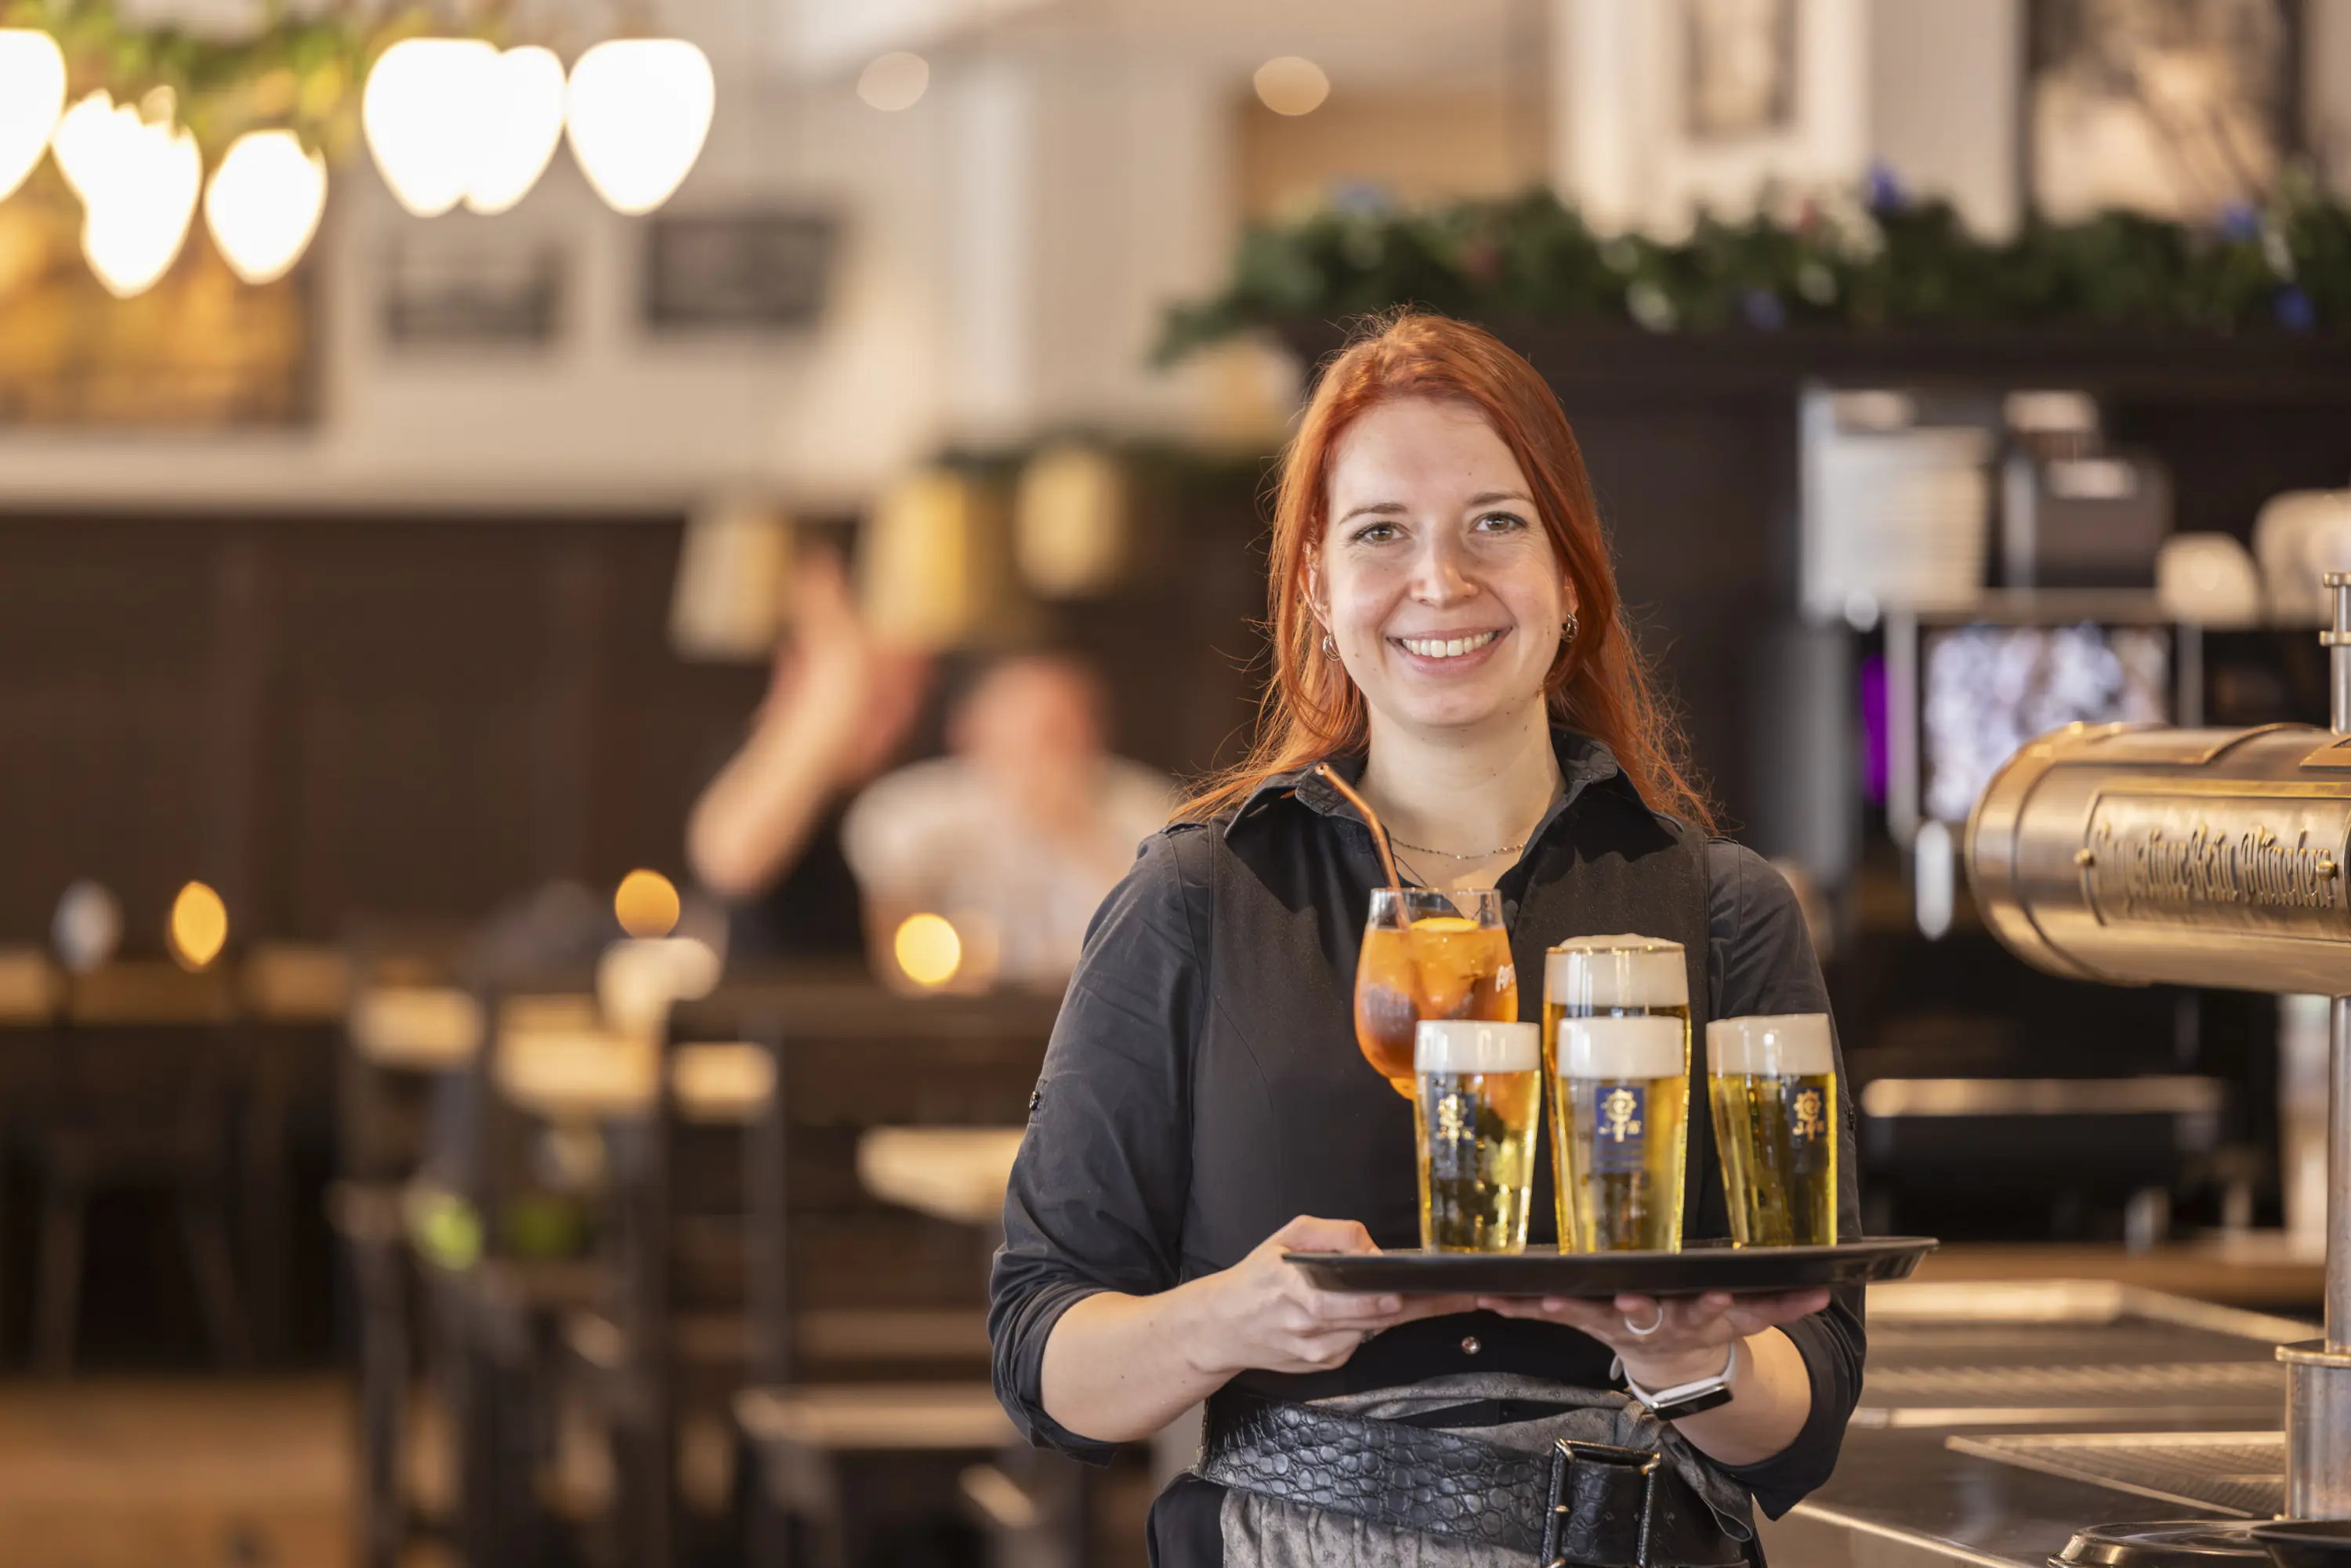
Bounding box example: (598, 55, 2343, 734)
(1758, 1282, 2316, 1567)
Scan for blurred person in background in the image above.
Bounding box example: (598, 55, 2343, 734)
(688, 549, 931, 966)
(844, 655, 1174, 990)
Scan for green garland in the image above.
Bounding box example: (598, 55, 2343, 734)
(1154, 168, 2351, 363)
(0, 1, 501, 161)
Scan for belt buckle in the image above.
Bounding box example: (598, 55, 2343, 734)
(1540, 1439, 1664, 1568)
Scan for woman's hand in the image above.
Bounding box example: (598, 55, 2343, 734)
(1189, 1215, 1475, 1378)
(1473, 1287, 1830, 1389)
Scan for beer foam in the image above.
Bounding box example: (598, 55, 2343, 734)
(1544, 936, 1689, 1009)
(1706, 1014, 1835, 1077)
(1555, 1015, 1685, 1079)
(1415, 1019, 1540, 1074)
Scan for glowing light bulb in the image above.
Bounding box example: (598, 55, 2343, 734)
(0, 29, 66, 204)
(53, 880, 122, 976)
(56, 93, 202, 298)
(565, 38, 713, 216)
(203, 129, 325, 284)
(1253, 56, 1330, 117)
(613, 869, 681, 939)
(465, 45, 566, 215)
(50, 90, 125, 204)
(893, 913, 962, 990)
(168, 881, 230, 971)
(362, 37, 500, 218)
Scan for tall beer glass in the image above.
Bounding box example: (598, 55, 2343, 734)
(1543, 936, 1690, 1252)
(1353, 889, 1516, 1096)
(1707, 1013, 1838, 1247)
(1413, 1019, 1541, 1253)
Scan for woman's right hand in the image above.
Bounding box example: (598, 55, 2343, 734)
(1188, 1215, 1475, 1378)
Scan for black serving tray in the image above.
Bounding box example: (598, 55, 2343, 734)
(1285, 1237, 1937, 1297)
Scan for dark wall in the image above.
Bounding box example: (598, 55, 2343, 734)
(0, 495, 1273, 950)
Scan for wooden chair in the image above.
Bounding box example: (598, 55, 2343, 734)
(238, 940, 351, 1361)
(704, 981, 1090, 1568)
(28, 960, 247, 1375)
(0, 947, 64, 1362)
(329, 928, 482, 1568)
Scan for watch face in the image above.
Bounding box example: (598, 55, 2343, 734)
(1654, 1385, 1736, 1421)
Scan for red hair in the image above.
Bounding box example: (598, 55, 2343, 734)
(1185, 312, 1715, 833)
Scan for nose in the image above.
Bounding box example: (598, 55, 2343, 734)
(1407, 527, 1478, 605)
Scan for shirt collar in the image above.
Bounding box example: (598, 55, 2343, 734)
(1226, 727, 1639, 843)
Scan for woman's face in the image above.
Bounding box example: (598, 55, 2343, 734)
(1312, 395, 1573, 740)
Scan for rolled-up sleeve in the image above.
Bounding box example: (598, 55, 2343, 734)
(989, 827, 1208, 1462)
(1702, 841, 1867, 1518)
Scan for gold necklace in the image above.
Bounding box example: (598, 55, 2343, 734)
(1387, 834, 1525, 860)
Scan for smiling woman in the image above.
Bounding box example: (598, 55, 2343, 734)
(1186, 310, 1711, 845)
(991, 312, 1864, 1568)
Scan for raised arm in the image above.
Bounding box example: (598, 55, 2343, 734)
(686, 551, 924, 897)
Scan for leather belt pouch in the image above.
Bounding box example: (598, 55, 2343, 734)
(1199, 1393, 1746, 1566)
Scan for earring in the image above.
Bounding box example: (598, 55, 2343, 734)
(1320, 632, 1341, 661)
(1562, 610, 1580, 644)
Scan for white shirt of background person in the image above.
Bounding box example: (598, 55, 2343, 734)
(842, 657, 1176, 989)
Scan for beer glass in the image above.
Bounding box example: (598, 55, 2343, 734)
(1353, 889, 1516, 1096)
(1413, 1019, 1541, 1253)
(1707, 1013, 1838, 1247)
(1543, 936, 1690, 1252)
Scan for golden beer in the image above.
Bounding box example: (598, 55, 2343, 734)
(1412, 1020, 1541, 1253)
(1707, 1013, 1838, 1247)
(1543, 936, 1691, 1252)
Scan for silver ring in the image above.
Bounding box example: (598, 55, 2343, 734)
(1623, 1307, 1666, 1338)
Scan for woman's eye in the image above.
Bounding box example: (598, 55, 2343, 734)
(1350, 521, 1399, 545)
(1475, 511, 1527, 533)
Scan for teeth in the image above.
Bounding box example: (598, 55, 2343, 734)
(1400, 631, 1500, 659)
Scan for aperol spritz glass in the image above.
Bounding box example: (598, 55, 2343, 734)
(1353, 888, 1516, 1096)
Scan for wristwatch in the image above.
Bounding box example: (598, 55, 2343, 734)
(1613, 1342, 1738, 1421)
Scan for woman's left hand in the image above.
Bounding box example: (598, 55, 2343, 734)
(1473, 1287, 1830, 1389)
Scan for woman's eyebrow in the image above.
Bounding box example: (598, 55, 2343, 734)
(1333, 501, 1408, 525)
(1465, 490, 1534, 508)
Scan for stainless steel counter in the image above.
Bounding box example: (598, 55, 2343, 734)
(1755, 1281, 2318, 1567)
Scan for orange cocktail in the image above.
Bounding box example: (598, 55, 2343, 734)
(1353, 889, 1516, 1095)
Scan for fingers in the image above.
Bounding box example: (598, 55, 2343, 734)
(1721, 1287, 1831, 1336)
(1271, 1215, 1378, 1255)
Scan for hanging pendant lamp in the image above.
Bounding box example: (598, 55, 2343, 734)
(565, 38, 713, 216)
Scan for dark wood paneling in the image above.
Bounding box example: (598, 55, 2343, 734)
(0, 501, 1274, 947)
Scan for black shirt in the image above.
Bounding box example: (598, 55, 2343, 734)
(723, 803, 869, 968)
(988, 731, 1864, 1520)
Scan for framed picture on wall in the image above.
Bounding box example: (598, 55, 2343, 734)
(0, 173, 312, 426)
(1684, 0, 1800, 141)
(2027, 0, 2302, 223)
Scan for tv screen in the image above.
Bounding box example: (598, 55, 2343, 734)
(1921, 623, 2169, 824)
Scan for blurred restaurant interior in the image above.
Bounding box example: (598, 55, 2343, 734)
(3, 0, 2351, 1564)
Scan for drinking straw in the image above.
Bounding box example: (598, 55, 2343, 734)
(1313, 762, 1407, 920)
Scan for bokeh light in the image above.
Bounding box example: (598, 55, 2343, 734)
(465, 45, 567, 215)
(167, 881, 230, 971)
(0, 28, 66, 205)
(1253, 56, 1331, 117)
(52, 880, 122, 975)
(363, 37, 501, 218)
(857, 53, 930, 113)
(893, 912, 962, 989)
(204, 129, 327, 284)
(564, 38, 714, 216)
(614, 868, 682, 938)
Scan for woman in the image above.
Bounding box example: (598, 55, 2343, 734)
(989, 313, 1862, 1566)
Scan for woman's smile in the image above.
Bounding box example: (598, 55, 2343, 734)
(1391, 626, 1509, 667)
